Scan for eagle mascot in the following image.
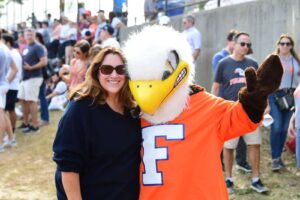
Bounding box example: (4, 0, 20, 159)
(123, 25, 283, 200)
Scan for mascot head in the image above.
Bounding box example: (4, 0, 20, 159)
(123, 25, 195, 124)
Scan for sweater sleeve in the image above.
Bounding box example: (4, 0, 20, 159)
(52, 100, 89, 172)
(193, 92, 261, 142)
(216, 100, 261, 142)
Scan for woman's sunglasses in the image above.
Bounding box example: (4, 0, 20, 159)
(279, 42, 291, 47)
(99, 64, 126, 75)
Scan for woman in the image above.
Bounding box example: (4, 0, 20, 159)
(18, 31, 26, 53)
(59, 40, 90, 90)
(53, 47, 141, 199)
(46, 72, 68, 111)
(269, 34, 300, 171)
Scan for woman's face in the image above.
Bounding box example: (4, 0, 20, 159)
(278, 37, 292, 55)
(74, 47, 84, 59)
(51, 74, 59, 83)
(18, 34, 25, 43)
(98, 53, 126, 97)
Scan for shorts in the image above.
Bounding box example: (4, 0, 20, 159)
(224, 128, 262, 149)
(0, 85, 9, 109)
(17, 77, 43, 102)
(5, 90, 18, 111)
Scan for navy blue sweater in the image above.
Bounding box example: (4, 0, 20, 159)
(53, 98, 141, 200)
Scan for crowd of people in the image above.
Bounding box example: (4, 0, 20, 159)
(0, 9, 125, 149)
(0, 5, 299, 200)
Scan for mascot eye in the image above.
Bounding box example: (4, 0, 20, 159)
(162, 70, 172, 80)
(162, 50, 180, 80)
(167, 50, 179, 69)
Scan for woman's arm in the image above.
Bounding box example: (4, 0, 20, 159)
(288, 113, 296, 138)
(46, 91, 59, 100)
(62, 172, 82, 200)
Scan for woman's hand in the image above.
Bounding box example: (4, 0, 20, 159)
(288, 114, 296, 139)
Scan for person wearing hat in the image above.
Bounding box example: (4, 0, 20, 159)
(100, 24, 120, 49)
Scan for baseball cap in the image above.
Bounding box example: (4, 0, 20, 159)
(85, 10, 91, 16)
(102, 24, 114, 35)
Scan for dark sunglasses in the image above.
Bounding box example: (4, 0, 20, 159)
(279, 42, 291, 46)
(99, 64, 126, 75)
(239, 42, 252, 48)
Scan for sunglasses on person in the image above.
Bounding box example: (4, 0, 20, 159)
(279, 42, 291, 47)
(239, 42, 252, 48)
(99, 64, 126, 75)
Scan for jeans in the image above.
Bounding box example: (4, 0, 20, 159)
(236, 137, 247, 165)
(269, 92, 293, 159)
(39, 81, 49, 122)
(297, 128, 300, 168)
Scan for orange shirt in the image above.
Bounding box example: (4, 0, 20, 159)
(139, 91, 260, 200)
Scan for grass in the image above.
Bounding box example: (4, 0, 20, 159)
(0, 111, 299, 199)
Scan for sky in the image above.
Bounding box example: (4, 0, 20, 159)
(0, 0, 145, 30)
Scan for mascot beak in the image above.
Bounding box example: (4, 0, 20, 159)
(129, 61, 190, 115)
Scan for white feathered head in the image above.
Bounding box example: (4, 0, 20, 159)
(123, 25, 195, 124)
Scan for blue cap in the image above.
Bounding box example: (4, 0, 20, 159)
(102, 24, 114, 35)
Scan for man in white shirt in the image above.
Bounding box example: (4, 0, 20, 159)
(100, 24, 120, 49)
(93, 13, 107, 45)
(0, 31, 18, 151)
(2, 34, 22, 134)
(181, 15, 202, 61)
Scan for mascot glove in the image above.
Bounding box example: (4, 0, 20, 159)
(239, 54, 283, 123)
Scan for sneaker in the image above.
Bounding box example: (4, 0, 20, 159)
(226, 179, 234, 194)
(0, 144, 5, 153)
(22, 125, 39, 134)
(18, 123, 28, 129)
(236, 162, 252, 173)
(3, 139, 17, 148)
(278, 158, 286, 168)
(272, 159, 282, 171)
(251, 179, 268, 193)
(3, 135, 8, 142)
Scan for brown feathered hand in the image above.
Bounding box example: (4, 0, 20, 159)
(239, 54, 283, 123)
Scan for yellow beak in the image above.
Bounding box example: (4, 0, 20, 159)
(129, 61, 189, 115)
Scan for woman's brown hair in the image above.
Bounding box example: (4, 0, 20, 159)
(74, 39, 90, 58)
(276, 34, 300, 66)
(69, 47, 135, 109)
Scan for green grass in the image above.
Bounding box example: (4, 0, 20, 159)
(0, 112, 299, 199)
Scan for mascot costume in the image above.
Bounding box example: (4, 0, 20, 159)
(123, 26, 283, 200)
